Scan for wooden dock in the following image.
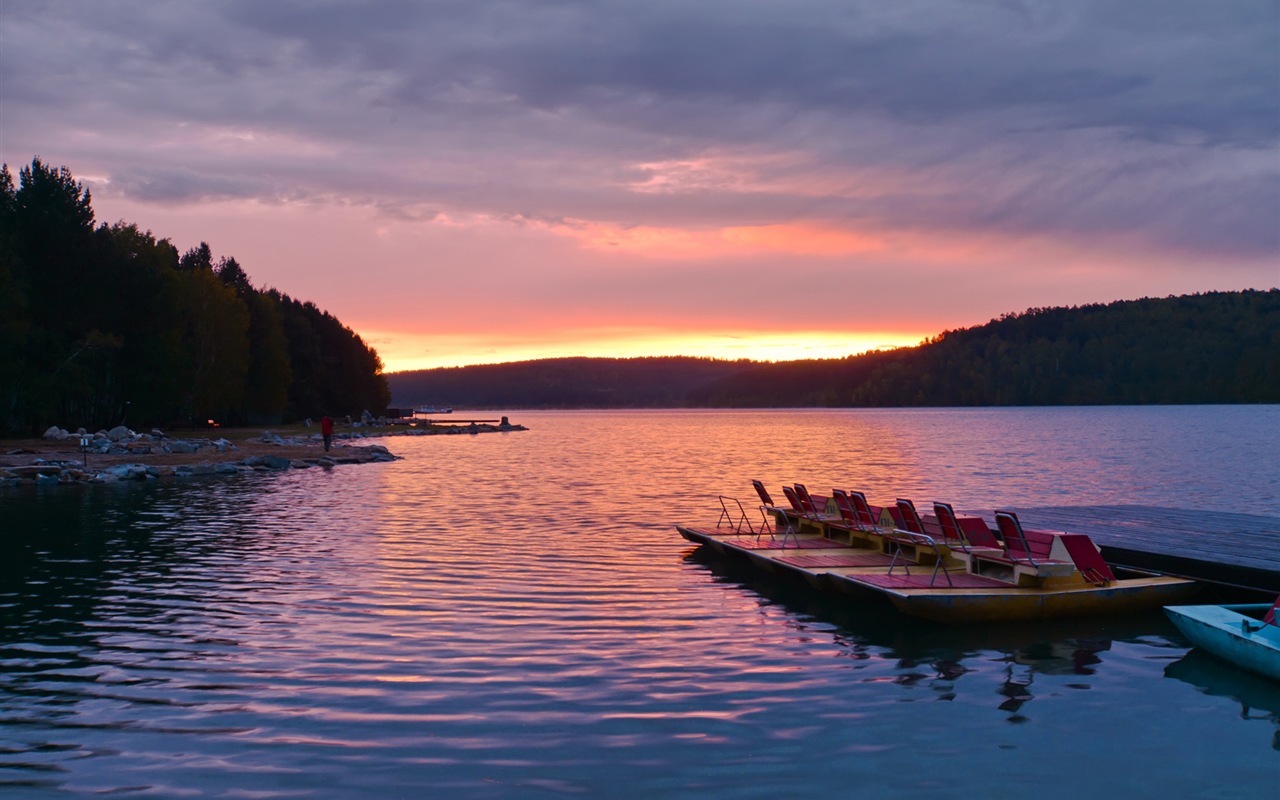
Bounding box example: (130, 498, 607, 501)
(993, 505, 1280, 594)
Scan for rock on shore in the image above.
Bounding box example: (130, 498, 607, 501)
(3, 425, 399, 487)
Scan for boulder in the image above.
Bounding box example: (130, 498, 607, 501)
(42, 426, 68, 441)
(107, 425, 134, 442)
(101, 464, 149, 481)
(167, 440, 199, 454)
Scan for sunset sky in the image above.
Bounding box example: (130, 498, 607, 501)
(3, 1, 1276, 372)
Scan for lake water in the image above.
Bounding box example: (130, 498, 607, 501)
(2, 407, 1279, 798)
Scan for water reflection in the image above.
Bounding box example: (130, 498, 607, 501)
(1165, 650, 1280, 751)
(685, 546, 1171, 721)
(2, 408, 1278, 797)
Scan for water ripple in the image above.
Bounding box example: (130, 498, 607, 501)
(1, 408, 1278, 796)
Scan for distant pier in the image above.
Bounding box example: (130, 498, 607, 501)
(381, 416, 526, 434)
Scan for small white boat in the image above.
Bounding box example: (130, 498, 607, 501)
(1164, 599, 1280, 683)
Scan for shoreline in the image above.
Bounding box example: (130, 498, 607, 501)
(0, 419, 527, 486)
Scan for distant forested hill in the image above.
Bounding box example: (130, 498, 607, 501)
(389, 290, 1280, 408)
(389, 357, 752, 409)
(0, 158, 389, 435)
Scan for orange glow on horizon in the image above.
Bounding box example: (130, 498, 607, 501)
(364, 327, 930, 373)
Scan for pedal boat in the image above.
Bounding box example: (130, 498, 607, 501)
(679, 495, 1198, 624)
(1164, 598, 1280, 683)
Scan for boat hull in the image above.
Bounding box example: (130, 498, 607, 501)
(1164, 604, 1280, 682)
(866, 577, 1199, 623)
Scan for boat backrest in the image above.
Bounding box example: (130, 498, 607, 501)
(752, 480, 774, 507)
(896, 499, 925, 534)
(848, 491, 879, 528)
(994, 510, 1039, 565)
(933, 501, 1000, 550)
(831, 489, 856, 525)
(933, 501, 962, 541)
(794, 484, 820, 515)
(782, 485, 806, 514)
(1056, 533, 1116, 584)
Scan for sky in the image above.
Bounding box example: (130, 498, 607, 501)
(2, 1, 1277, 372)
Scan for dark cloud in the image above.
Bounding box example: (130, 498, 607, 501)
(108, 167, 269, 204)
(2, 0, 1276, 260)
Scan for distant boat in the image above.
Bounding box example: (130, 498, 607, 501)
(414, 406, 453, 415)
(1165, 599, 1280, 683)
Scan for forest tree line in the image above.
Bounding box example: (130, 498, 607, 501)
(389, 291, 1280, 408)
(390, 356, 754, 409)
(0, 158, 389, 436)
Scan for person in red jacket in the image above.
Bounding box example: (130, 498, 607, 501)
(320, 415, 334, 452)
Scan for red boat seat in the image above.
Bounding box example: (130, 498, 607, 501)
(1006, 527, 1059, 561)
(847, 491, 881, 530)
(782, 485, 807, 514)
(830, 489, 866, 535)
(991, 512, 1115, 584)
(794, 483, 828, 517)
(895, 498, 926, 534)
(1055, 533, 1116, 585)
(989, 511, 1077, 576)
(933, 501, 1001, 550)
